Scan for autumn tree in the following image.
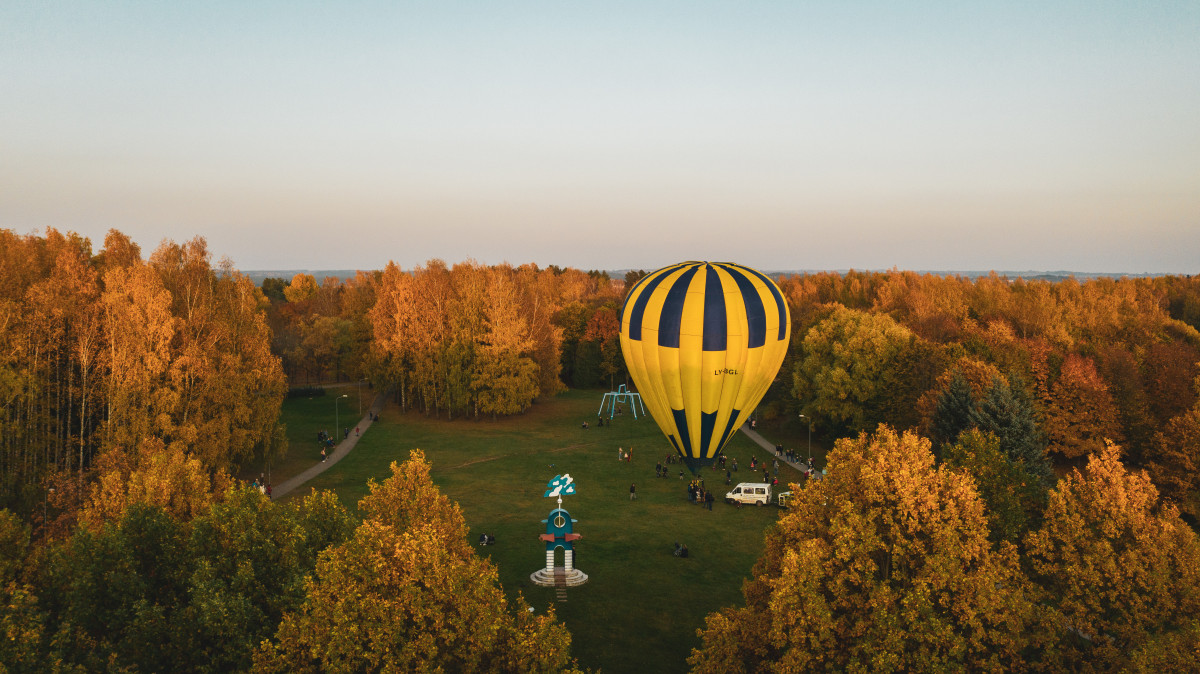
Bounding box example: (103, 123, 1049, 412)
(1145, 408, 1200, 518)
(101, 261, 179, 456)
(1143, 342, 1200, 424)
(872, 336, 952, 432)
(1096, 343, 1156, 458)
(515, 264, 567, 398)
(79, 437, 230, 531)
(870, 270, 969, 342)
(471, 265, 540, 418)
(186, 486, 355, 672)
(792, 305, 915, 433)
(282, 273, 319, 304)
(257, 450, 576, 673)
(584, 305, 624, 389)
(1026, 442, 1200, 669)
(260, 277, 288, 302)
(146, 240, 286, 471)
(691, 426, 1040, 672)
(555, 301, 597, 387)
(357, 450, 468, 549)
(371, 260, 575, 418)
(0, 509, 45, 670)
(1043, 354, 1124, 460)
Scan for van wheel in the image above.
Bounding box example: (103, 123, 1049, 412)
(756, 500, 764, 506)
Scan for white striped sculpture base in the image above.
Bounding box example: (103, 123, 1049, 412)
(530, 549, 588, 587)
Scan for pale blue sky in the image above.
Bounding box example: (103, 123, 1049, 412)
(2, 1, 1198, 273)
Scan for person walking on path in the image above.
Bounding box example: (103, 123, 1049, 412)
(630, 483, 637, 500)
(274, 390, 386, 500)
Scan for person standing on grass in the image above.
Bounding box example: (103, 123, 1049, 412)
(630, 483, 637, 500)
(706, 490, 714, 510)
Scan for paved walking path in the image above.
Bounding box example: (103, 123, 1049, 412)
(273, 392, 387, 499)
(739, 424, 816, 475)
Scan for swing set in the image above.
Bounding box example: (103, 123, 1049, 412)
(597, 384, 647, 420)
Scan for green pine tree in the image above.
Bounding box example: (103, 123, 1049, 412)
(931, 370, 976, 457)
(970, 375, 1053, 487)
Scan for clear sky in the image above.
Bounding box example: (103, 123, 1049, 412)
(3, 1, 1198, 274)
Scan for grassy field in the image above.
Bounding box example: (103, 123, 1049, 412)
(281, 389, 810, 673)
(239, 383, 374, 484)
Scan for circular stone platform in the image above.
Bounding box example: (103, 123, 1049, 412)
(530, 567, 589, 587)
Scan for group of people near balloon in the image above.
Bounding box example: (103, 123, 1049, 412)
(686, 480, 715, 510)
(654, 457, 684, 480)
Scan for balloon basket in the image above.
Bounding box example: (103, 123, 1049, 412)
(682, 457, 717, 473)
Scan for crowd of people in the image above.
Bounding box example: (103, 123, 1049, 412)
(597, 416, 827, 517)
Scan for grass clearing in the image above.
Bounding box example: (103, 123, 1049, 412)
(240, 383, 373, 484)
(282, 389, 806, 673)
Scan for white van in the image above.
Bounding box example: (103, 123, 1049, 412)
(725, 482, 771, 506)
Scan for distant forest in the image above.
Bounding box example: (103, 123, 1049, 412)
(3, 226, 1200, 670)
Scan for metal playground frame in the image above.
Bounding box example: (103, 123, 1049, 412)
(597, 384, 647, 420)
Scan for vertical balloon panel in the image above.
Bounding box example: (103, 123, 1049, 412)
(620, 261, 790, 471)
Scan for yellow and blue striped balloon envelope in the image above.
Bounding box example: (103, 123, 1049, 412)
(620, 261, 791, 471)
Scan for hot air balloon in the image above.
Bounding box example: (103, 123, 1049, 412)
(620, 261, 791, 472)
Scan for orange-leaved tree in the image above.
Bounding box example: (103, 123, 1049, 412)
(79, 437, 231, 530)
(1146, 407, 1200, 518)
(1025, 441, 1200, 669)
(690, 426, 1040, 673)
(257, 450, 577, 673)
(1043, 354, 1124, 460)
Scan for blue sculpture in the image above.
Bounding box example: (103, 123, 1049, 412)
(531, 474, 588, 587)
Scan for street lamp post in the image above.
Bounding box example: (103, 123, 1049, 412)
(335, 394, 349, 443)
(799, 413, 812, 464)
(357, 379, 366, 417)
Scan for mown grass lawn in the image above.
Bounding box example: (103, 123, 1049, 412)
(240, 383, 373, 484)
(285, 388, 808, 673)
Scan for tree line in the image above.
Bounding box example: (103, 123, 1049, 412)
(265, 261, 626, 419)
(775, 270, 1200, 519)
